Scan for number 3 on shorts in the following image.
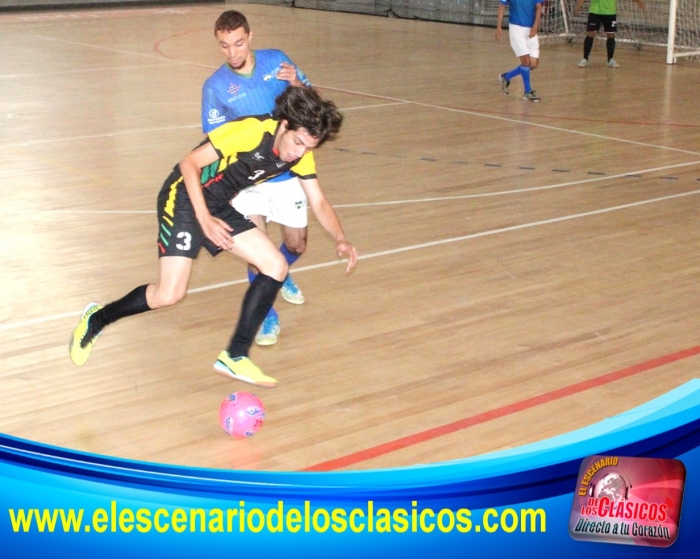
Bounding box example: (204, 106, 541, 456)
(176, 231, 192, 251)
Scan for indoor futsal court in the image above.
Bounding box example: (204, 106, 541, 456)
(1, 1, 700, 473)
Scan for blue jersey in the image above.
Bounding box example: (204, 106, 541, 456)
(201, 49, 310, 133)
(499, 0, 543, 28)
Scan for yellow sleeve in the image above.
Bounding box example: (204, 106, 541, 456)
(207, 117, 277, 159)
(290, 151, 317, 180)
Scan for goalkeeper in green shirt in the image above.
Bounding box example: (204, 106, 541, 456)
(574, 0, 645, 68)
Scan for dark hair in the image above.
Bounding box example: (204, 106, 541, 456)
(214, 10, 250, 35)
(273, 87, 343, 147)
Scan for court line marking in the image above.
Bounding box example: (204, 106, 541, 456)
(3, 91, 696, 156)
(0, 125, 201, 148)
(2, 187, 699, 333)
(9, 160, 700, 215)
(334, 161, 700, 208)
(301, 344, 700, 472)
(0, 63, 185, 79)
(0, 103, 401, 150)
(342, 101, 409, 111)
(319, 85, 700, 157)
(31, 34, 178, 63)
(1, 36, 695, 157)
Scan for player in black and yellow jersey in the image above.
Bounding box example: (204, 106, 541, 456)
(69, 87, 357, 388)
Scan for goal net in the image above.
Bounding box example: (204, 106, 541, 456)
(539, 0, 700, 63)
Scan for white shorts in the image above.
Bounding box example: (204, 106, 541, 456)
(509, 24, 540, 59)
(231, 177, 308, 228)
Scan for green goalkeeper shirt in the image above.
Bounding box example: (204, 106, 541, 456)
(589, 0, 616, 15)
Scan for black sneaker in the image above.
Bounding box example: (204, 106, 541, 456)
(522, 90, 541, 102)
(499, 73, 510, 95)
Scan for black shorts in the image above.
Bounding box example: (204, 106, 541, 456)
(156, 170, 256, 259)
(587, 13, 616, 34)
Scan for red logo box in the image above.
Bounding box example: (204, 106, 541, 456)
(569, 455, 686, 547)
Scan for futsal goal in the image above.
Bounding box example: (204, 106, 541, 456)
(539, 0, 700, 63)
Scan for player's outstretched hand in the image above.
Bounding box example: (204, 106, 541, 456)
(336, 240, 358, 273)
(200, 213, 234, 251)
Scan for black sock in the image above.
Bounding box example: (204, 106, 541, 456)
(90, 285, 152, 335)
(584, 36, 594, 60)
(227, 274, 283, 358)
(607, 37, 615, 60)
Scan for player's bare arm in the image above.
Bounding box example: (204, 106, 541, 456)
(495, 5, 506, 40)
(300, 177, 358, 273)
(179, 143, 235, 251)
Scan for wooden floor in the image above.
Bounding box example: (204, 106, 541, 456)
(1, 2, 700, 472)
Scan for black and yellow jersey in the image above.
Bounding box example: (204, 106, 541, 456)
(198, 115, 316, 208)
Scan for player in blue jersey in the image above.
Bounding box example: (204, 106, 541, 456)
(69, 86, 358, 388)
(495, 0, 543, 102)
(202, 10, 312, 348)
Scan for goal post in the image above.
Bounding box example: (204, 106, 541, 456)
(667, 0, 700, 63)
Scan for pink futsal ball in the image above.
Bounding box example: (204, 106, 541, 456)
(218, 392, 265, 438)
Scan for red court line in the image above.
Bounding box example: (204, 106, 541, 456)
(301, 345, 700, 472)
